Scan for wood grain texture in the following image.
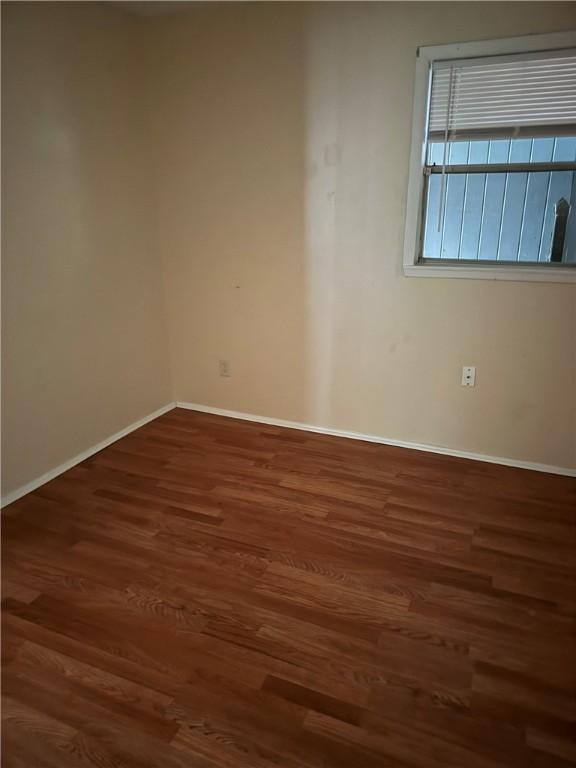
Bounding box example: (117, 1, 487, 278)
(2, 407, 575, 767)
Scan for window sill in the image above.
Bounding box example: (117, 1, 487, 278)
(403, 263, 576, 283)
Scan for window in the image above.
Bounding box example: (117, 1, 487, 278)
(403, 32, 576, 281)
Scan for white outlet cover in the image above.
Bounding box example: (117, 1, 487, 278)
(461, 366, 476, 386)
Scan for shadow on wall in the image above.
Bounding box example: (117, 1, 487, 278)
(303, 5, 408, 430)
(302, 4, 457, 442)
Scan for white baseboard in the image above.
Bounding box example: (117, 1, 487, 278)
(176, 401, 576, 478)
(1, 402, 177, 508)
(3, 398, 573, 509)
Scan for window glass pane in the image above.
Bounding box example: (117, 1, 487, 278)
(469, 141, 489, 164)
(539, 170, 573, 261)
(423, 174, 442, 258)
(478, 142, 508, 260)
(554, 136, 576, 161)
(425, 137, 573, 166)
(422, 138, 575, 262)
(498, 171, 528, 261)
(509, 139, 532, 163)
(565, 175, 576, 261)
(426, 141, 445, 165)
(531, 138, 555, 163)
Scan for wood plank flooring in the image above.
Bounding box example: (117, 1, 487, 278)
(2, 407, 576, 767)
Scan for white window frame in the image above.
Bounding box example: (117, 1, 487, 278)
(403, 31, 576, 283)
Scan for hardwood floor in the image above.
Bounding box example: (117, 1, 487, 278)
(2, 407, 576, 767)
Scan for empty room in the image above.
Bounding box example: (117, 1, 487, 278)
(2, 1, 576, 766)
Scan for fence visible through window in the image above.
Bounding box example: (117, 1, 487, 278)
(422, 136, 576, 262)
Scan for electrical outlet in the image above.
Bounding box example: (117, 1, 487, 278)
(461, 366, 476, 387)
(219, 359, 231, 378)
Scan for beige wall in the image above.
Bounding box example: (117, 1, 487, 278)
(3, 2, 576, 498)
(154, 2, 576, 469)
(1, 2, 172, 496)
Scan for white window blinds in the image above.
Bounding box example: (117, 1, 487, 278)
(428, 49, 576, 142)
